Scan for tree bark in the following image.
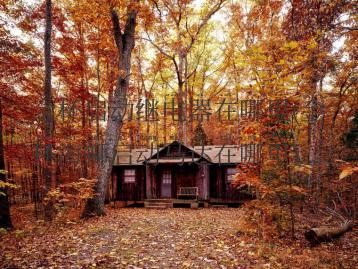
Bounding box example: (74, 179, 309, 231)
(0, 99, 12, 229)
(305, 222, 354, 244)
(82, 6, 137, 217)
(43, 0, 54, 221)
(79, 23, 88, 179)
(96, 24, 101, 158)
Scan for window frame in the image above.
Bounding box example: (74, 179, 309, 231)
(162, 169, 172, 184)
(226, 167, 237, 182)
(123, 169, 136, 183)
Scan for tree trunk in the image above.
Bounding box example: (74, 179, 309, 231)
(95, 30, 101, 162)
(43, 0, 54, 221)
(0, 99, 12, 229)
(305, 222, 354, 244)
(82, 6, 137, 218)
(177, 53, 185, 143)
(308, 92, 318, 191)
(79, 23, 88, 179)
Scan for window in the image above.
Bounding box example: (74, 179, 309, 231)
(124, 169, 136, 183)
(162, 170, 172, 184)
(226, 168, 237, 182)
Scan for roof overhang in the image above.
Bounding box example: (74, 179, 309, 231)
(146, 158, 202, 164)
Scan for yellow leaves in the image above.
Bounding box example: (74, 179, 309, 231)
(288, 41, 299, 49)
(0, 180, 18, 196)
(42, 178, 97, 217)
(335, 160, 358, 180)
(293, 164, 312, 175)
(308, 39, 318, 50)
(290, 186, 307, 194)
(274, 185, 306, 195)
(339, 166, 358, 180)
(280, 41, 299, 51)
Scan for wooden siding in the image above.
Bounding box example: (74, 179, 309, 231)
(209, 165, 245, 202)
(113, 166, 145, 201)
(151, 164, 199, 199)
(112, 140, 255, 203)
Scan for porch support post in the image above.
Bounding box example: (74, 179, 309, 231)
(145, 164, 152, 199)
(197, 163, 209, 200)
(202, 163, 209, 200)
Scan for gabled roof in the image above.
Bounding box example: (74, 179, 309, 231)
(114, 148, 158, 166)
(145, 141, 212, 164)
(113, 141, 260, 166)
(193, 145, 242, 164)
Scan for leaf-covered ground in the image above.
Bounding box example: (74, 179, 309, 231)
(1, 207, 357, 268)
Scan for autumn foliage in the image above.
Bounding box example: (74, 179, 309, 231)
(0, 0, 357, 267)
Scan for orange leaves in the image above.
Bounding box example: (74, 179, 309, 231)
(273, 185, 307, 195)
(232, 163, 270, 195)
(339, 166, 358, 180)
(334, 160, 358, 180)
(293, 164, 312, 175)
(43, 178, 97, 217)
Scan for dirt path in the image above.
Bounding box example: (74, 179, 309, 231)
(1, 208, 245, 268)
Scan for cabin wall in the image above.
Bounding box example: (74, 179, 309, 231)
(209, 165, 221, 199)
(113, 162, 249, 203)
(174, 164, 197, 192)
(150, 164, 198, 199)
(145, 165, 154, 199)
(210, 164, 244, 202)
(114, 166, 145, 201)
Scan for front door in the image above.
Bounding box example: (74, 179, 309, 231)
(161, 169, 172, 198)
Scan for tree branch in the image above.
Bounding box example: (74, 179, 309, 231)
(142, 34, 175, 60)
(185, 0, 226, 52)
(111, 9, 122, 52)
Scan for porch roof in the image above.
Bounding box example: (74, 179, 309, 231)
(193, 145, 242, 164)
(114, 148, 158, 166)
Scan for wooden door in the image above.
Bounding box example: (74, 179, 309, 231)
(161, 168, 172, 198)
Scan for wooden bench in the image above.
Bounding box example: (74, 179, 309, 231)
(177, 187, 199, 200)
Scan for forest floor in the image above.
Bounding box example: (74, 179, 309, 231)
(0, 206, 357, 269)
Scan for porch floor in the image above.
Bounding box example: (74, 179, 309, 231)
(144, 199, 202, 209)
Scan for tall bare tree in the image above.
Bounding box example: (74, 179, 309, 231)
(283, 0, 351, 192)
(43, 0, 54, 221)
(82, 5, 138, 217)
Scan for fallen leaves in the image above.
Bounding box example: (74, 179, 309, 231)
(0, 207, 356, 268)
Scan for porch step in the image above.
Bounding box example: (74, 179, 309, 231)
(144, 199, 173, 209)
(211, 204, 228, 208)
(145, 199, 172, 203)
(145, 204, 168, 209)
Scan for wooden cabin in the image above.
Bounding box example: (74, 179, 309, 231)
(110, 141, 258, 207)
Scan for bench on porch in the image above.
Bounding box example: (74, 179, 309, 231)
(177, 187, 199, 200)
